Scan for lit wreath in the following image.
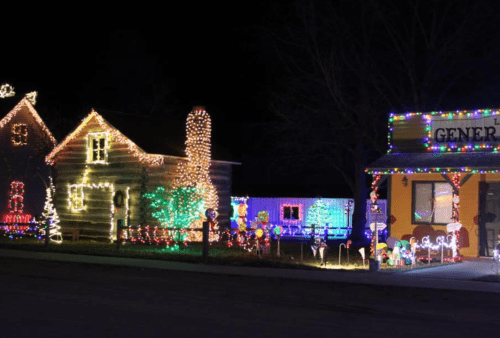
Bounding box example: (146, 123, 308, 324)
(113, 190, 125, 208)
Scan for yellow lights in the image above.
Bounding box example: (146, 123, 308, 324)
(87, 132, 109, 164)
(68, 184, 84, 211)
(0, 84, 15, 98)
(46, 110, 164, 166)
(11, 123, 28, 146)
(0, 98, 57, 146)
(176, 106, 218, 241)
(25, 91, 37, 105)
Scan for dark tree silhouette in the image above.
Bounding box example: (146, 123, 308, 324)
(265, 0, 499, 241)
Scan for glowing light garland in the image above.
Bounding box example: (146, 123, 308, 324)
(0, 98, 56, 146)
(46, 110, 163, 166)
(0, 84, 15, 98)
(388, 109, 500, 153)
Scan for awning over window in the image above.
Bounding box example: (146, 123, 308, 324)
(366, 152, 500, 174)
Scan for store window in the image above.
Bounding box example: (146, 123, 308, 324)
(412, 181, 453, 224)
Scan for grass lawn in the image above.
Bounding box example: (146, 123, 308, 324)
(0, 235, 458, 271)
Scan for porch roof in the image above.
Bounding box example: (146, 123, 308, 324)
(366, 152, 500, 174)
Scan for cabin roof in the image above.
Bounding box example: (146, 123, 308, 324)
(0, 97, 57, 146)
(46, 109, 239, 165)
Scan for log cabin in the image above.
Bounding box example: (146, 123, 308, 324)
(45, 107, 237, 241)
(0, 96, 57, 225)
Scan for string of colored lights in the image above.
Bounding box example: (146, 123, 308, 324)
(388, 109, 500, 154)
(0, 97, 56, 146)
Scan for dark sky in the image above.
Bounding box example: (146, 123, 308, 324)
(3, 1, 500, 199)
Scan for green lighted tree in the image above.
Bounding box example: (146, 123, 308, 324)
(143, 185, 205, 237)
(305, 199, 331, 235)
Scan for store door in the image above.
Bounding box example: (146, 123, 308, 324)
(479, 182, 500, 256)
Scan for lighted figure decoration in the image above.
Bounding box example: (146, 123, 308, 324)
(305, 199, 331, 236)
(2, 181, 32, 224)
(40, 178, 62, 244)
(144, 185, 204, 243)
(0, 84, 15, 98)
(206, 208, 217, 231)
(25, 91, 37, 105)
(175, 107, 218, 240)
(310, 224, 328, 265)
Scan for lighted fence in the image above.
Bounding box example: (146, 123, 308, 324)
(231, 197, 387, 240)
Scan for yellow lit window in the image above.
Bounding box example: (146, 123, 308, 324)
(87, 132, 108, 163)
(69, 185, 84, 211)
(11, 123, 28, 146)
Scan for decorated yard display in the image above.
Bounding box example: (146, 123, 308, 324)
(143, 185, 205, 243)
(305, 199, 331, 236)
(176, 107, 218, 240)
(39, 177, 62, 244)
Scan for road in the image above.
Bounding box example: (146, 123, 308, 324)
(1, 257, 500, 337)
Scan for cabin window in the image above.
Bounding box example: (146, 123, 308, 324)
(8, 181, 25, 213)
(11, 123, 28, 146)
(69, 185, 84, 211)
(412, 181, 453, 225)
(87, 132, 108, 163)
(281, 204, 302, 222)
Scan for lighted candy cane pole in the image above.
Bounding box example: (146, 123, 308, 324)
(177, 107, 218, 241)
(450, 173, 461, 260)
(370, 174, 382, 268)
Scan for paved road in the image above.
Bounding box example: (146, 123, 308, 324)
(1, 253, 500, 337)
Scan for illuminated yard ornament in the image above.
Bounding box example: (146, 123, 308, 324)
(144, 185, 205, 243)
(26, 91, 37, 105)
(0, 84, 15, 98)
(40, 178, 62, 244)
(176, 107, 218, 240)
(305, 199, 331, 236)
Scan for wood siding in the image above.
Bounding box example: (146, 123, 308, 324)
(53, 114, 234, 240)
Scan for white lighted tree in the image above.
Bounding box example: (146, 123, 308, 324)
(305, 199, 331, 236)
(40, 178, 62, 243)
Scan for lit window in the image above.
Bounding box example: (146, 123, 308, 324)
(11, 123, 28, 146)
(412, 181, 453, 224)
(69, 185, 84, 211)
(87, 132, 108, 163)
(281, 204, 303, 222)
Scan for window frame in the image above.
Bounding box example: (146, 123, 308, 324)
(69, 184, 84, 211)
(280, 203, 303, 223)
(411, 180, 453, 225)
(11, 123, 28, 146)
(87, 132, 108, 164)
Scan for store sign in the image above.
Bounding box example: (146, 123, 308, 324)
(431, 115, 500, 148)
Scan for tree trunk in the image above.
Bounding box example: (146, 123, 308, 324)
(351, 141, 368, 243)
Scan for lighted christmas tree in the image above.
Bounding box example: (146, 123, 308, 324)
(144, 185, 205, 242)
(40, 178, 62, 244)
(305, 199, 331, 236)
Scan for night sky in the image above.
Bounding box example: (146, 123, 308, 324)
(3, 1, 500, 199)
